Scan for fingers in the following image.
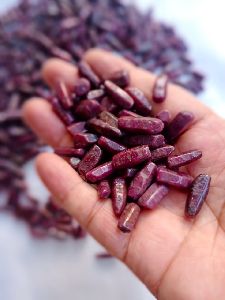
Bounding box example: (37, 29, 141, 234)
(23, 58, 78, 147)
(23, 98, 72, 148)
(36, 153, 131, 259)
(84, 49, 212, 120)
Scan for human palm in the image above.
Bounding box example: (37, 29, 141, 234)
(23, 49, 225, 300)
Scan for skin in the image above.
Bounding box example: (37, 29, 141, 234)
(23, 49, 225, 300)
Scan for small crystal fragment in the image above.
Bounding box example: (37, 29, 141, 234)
(119, 168, 138, 179)
(54, 147, 85, 158)
(167, 111, 194, 142)
(97, 180, 111, 199)
(118, 203, 141, 233)
(99, 111, 118, 128)
(185, 174, 211, 217)
(70, 157, 81, 169)
(67, 122, 86, 137)
(104, 80, 134, 109)
(96, 252, 113, 259)
(108, 70, 130, 88)
(128, 162, 157, 200)
(168, 150, 202, 168)
(112, 178, 127, 217)
(88, 118, 122, 138)
(138, 183, 169, 209)
(156, 110, 171, 125)
(152, 145, 175, 161)
(87, 89, 105, 100)
(118, 110, 141, 118)
(98, 136, 126, 154)
(73, 133, 98, 148)
(75, 99, 102, 120)
(100, 96, 118, 113)
(152, 74, 168, 103)
(55, 81, 73, 109)
(78, 61, 101, 87)
(126, 87, 152, 115)
(86, 161, 113, 183)
(78, 145, 102, 176)
(157, 167, 193, 189)
(51, 97, 75, 125)
(74, 78, 91, 97)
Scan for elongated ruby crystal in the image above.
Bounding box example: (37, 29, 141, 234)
(168, 150, 202, 168)
(157, 167, 193, 189)
(112, 178, 127, 217)
(112, 146, 151, 170)
(118, 203, 141, 232)
(118, 116, 164, 134)
(128, 162, 157, 200)
(138, 183, 169, 209)
(104, 80, 134, 109)
(185, 174, 211, 217)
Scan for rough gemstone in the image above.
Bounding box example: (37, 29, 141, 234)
(75, 99, 102, 120)
(98, 136, 126, 154)
(104, 80, 134, 109)
(69, 157, 81, 169)
(112, 146, 151, 170)
(107, 70, 130, 88)
(87, 89, 105, 101)
(88, 118, 122, 138)
(78, 145, 102, 176)
(118, 116, 164, 134)
(100, 96, 118, 113)
(167, 111, 195, 142)
(67, 122, 86, 137)
(55, 81, 73, 109)
(118, 203, 141, 233)
(97, 180, 111, 199)
(152, 145, 175, 161)
(157, 167, 193, 189)
(86, 161, 113, 183)
(152, 74, 168, 103)
(138, 183, 169, 209)
(119, 168, 138, 179)
(112, 178, 127, 217)
(74, 78, 91, 97)
(73, 133, 98, 148)
(128, 162, 157, 200)
(99, 111, 118, 128)
(51, 97, 75, 125)
(156, 110, 171, 125)
(126, 87, 152, 115)
(54, 147, 85, 158)
(185, 174, 211, 217)
(124, 134, 165, 149)
(168, 150, 202, 168)
(118, 110, 141, 118)
(78, 61, 101, 87)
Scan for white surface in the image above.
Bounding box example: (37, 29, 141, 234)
(0, 1, 225, 300)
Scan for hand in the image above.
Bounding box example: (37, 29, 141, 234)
(23, 49, 225, 300)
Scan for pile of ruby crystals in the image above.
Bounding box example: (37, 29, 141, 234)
(0, 0, 205, 240)
(53, 62, 211, 233)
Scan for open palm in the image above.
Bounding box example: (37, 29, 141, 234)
(23, 49, 225, 300)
